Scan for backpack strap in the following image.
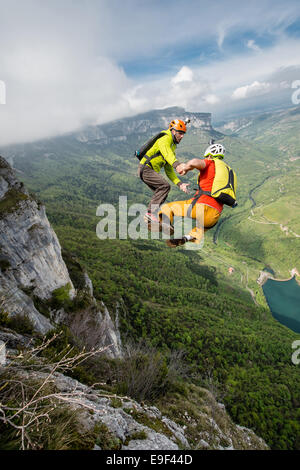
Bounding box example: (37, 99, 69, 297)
(187, 187, 212, 218)
(187, 193, 201, 218)
(144, 152, 162, 168)
(139, 153, 162, 180)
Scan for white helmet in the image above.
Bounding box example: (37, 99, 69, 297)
(204, 143, 225, 159)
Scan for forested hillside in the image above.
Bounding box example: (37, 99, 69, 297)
(1, 107, 300, 449)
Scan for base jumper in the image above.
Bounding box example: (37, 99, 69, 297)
(159, 143, 235, 247)
(137, 119, 190, 227)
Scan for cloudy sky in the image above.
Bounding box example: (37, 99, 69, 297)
(1, 0, 300, 145)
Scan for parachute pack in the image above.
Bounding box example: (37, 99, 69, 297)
(207, 158, 237, 207)
(134, 131, 167, 161)
(188, 158, 237, 217)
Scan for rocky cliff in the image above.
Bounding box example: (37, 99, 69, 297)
(76, 107, 212, 144)
(0, 156, 122, 356)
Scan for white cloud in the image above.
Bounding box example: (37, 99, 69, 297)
(232, 81, 272, 100)
(129, 37, 300, 118)
(171, 66, 194, 85)
(124, 66, 218, 113)
(122, 85, 149, 113)
(0, 46, 133, 145)
(217, 27, 227, 49)
(0, 1, 136, 146)
(1, 0, 300, 145)
(279, 81, 290, 89)
(247, 39, 261, 52)
(204, 94, 220, 105)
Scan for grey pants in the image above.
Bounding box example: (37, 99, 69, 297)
(139, 164, 171, 213)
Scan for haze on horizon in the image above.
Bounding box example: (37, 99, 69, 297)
(1, 0, 300, 146)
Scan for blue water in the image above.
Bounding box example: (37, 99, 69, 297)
(262, 277, 300, 333)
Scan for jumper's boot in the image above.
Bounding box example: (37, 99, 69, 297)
(165, 235, 196, 248)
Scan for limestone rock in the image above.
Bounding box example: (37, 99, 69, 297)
(12, 367, 269, 451)
(0, 195, 75, 301)
(0, 157, 75, 334)
(0, 327, 35, 350)
(0, 276, 53, 335)
(0, 157, 123, 356)
(15, 369, 184, 450)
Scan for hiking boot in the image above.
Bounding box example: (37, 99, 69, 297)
(166, 236, 187, 248)
(166, 235, 196, 248)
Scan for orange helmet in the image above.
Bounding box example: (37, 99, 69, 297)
(169, 119, 186, 133)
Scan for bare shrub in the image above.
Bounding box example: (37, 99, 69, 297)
(0, 333, 110, 450)
(111, 340, 188, 402)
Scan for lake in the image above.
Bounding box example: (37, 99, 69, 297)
(262, 276, 300, 333)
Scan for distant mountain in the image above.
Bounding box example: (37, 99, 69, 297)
(215, 106, 300, 151)
(76, 107, 213, 144)
(0, 107, 216, 164)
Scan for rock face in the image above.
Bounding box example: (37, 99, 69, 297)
(59, 301, 123, 358)
(215, 116, 253, 135)
(76, 107, 212, 144)
(0, 156, 73, 334)
(0, 277, 54, 334)
(0, 156, 122, 357)
(0, 156, 74, 301)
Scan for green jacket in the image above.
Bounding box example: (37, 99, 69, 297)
(140, 129, 181, 185)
